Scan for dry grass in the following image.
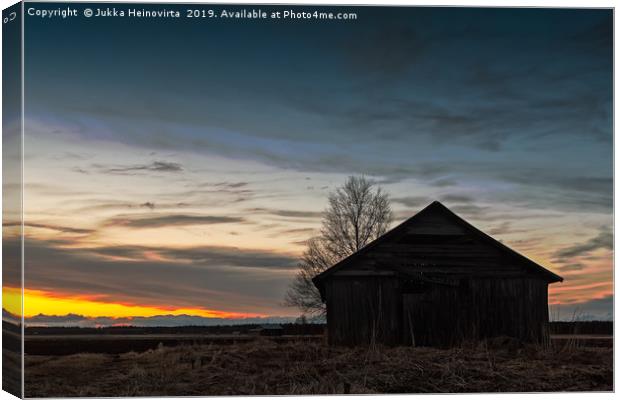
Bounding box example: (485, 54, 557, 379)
(24, 338, 612, 397)
(2, 349, 22, 396)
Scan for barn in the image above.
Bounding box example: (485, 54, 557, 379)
(312, 201, 563, 347)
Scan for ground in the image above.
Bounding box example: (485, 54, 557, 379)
(24, 338, 612, 396)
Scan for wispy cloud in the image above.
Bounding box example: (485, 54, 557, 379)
(196, 181, 249, 189)
(553, 227, 613, 261)
(439, 194, 475, 204)
(392, 196, 431, 208)
(6, 221, 93, 235)
(557, 262, 587, 272)
(77, 200, 191, 213)
(93, 161, 183, 175)
(105, 214, 245, 228)
(246, 208, 323, 219)
(140, 202, 156, 210)
(276, 227, 317, 236)
(84, 243, 298, 270)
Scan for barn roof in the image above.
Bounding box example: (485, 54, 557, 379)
(313, 201, 563, 291)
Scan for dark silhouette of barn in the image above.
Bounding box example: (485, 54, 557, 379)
(312, 201, 563, 347)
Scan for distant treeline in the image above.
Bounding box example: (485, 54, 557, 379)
(22, 321, 613, 336)
(549, 321, 612, 335)
(25, 323, 326, 336)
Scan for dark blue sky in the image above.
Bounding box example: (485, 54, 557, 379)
(25, 6, 612, 197)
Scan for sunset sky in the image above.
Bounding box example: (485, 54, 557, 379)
(5, 5, 612, 323)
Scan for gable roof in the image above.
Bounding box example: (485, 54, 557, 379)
(312, 201, 563, 291)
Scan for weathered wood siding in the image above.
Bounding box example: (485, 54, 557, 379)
(325, 277, 401, 346)
(402, 278, 549, 347)
(326, 276, 549, 347)
(345, 209, 526, 276)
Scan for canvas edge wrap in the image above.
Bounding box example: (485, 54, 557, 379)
(2, 1, 24, 398)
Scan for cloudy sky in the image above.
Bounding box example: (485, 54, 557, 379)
(6, 5, 613, 323)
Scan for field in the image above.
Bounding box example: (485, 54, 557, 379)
(24, 337, 612, 397)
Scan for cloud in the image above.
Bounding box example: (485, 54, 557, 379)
(207, 182, 249, 189)
(93, 161, 183, 175)
(430, 178, 457, 187)
(487, 222, 512, 236)
(83, 244, 298, 270)
(391, 196, 432, 208)
(53, 152, 91, 161)
(15, 238, 299, 315)
(5, 222, 93, 235)
(77, 200, 192, 213)
(447, 204, 490, 219)
(553, 228, 613, 261)
(557, 263, 587, 272)
(71, 167, 89, 174)
(166, 183, 256, 204)
(246, 208, 323, 219)
(276, 227, 317, 236)
(503, 174, 612, 198)
(439, 194, 475, 204)
(191, 181, 250, 190)
(159, 247, 297, 269)
(140, 202, 156, 210)
(105, 214, 244, 228)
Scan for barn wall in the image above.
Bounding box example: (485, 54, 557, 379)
(325, 276, 550, 347)
(403, 277, 549, 346)
(474, 277, 549, 342)
(325, 277, 401, 346)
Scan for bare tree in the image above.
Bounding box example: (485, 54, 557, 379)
(285, 176, 393, 316)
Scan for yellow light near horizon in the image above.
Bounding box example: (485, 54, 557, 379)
(3, 286, 262, 320)
(3, 286, 22, 317)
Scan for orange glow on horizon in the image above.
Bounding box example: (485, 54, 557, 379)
(3, 286, 264, 320)
(3, 283, 611, 321)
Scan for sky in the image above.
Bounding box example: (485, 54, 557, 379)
(5, 4, 613, 324)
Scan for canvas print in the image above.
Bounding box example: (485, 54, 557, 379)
(1, 2, 614, 397)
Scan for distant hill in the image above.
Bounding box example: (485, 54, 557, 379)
(2, 309, 319, 328)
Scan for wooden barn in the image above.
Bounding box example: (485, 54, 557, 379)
(312, 201, 563, 347)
